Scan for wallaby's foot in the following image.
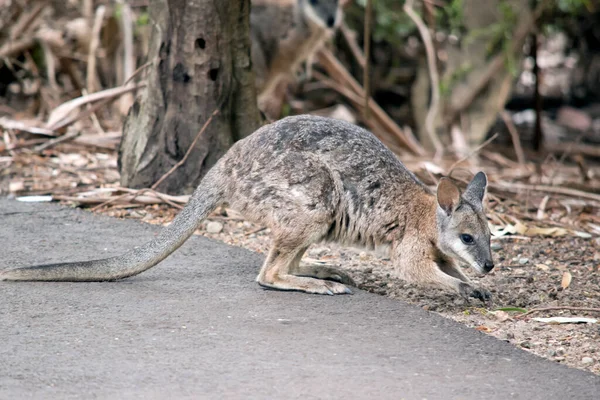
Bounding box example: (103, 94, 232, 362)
(459, 282, 492, 303)
(293, 263, 356, 286)
(257, 274, 352, 295)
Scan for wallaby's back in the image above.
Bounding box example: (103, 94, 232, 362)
(1, 115, 426, 282)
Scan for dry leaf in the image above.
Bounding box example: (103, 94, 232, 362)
(475, 325, 493, 332)
(536, 263, 550, 271)
(561, 271, 572, 289)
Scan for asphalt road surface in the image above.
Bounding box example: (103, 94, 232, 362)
(1, 199, 598, 399)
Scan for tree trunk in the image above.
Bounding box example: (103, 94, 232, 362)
(119, 0, 260, 194)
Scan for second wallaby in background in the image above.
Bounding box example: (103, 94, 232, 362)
(251, 0, 342, 117)
(1, 115, 495, 301)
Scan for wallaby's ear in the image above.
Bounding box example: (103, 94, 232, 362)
(463, 171, 488, 204)
(437, 178, 461, 215)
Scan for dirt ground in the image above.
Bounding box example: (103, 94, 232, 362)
(99, 202, 598, 376)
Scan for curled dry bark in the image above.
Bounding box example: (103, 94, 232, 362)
(119, 0, 261, 195)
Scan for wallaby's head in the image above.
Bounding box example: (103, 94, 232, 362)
(301, 0, 341, 29)
(435, 172, 494, 275)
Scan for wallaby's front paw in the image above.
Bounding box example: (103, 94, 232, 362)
(470, 287, 492, 303)
(459, 283, 492, 303)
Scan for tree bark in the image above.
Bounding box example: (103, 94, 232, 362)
(119, 0, 260, 194)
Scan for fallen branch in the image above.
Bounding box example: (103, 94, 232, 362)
(33, 129, 81, 153)
(490, 181, 600, 203)
(404, 0, 443, 157)
(447, 133, 498, 176)
(500, 111, 525, 166)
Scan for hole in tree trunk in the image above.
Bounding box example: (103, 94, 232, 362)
(195, 38, 206, 49)
(208, 68, 219, 81)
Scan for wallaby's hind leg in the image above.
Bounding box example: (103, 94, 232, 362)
(291, 260, 356, 287)
(256, 243, 352, 295)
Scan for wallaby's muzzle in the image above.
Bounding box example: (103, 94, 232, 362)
(483, 260, 495, 273)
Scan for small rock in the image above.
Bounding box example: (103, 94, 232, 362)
(555, 356, 565, 362)
(582, 357, 594, 365)
(520, 341, 532, 349)
(206, 221, 224, 233)
(359, 251, 369, 261)
(556, 348, 566, 356)
(518, 257, 529, 265)
(491, 242, 503, 251)
(506, 332, 515, 340)
(547, 349, 556, 357)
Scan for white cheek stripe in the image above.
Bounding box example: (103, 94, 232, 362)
(457, 246, 483, 273)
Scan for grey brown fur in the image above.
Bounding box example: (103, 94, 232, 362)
(0, 115, 494, 301)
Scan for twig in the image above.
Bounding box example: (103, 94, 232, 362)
(39, 40, 59, 93)
(531, 33, 543, 151)
(0, 117, 55, 136)
(118, 0, 135, 116)
(445, 1, 550, 124)
(312, 71, 370, 108)
(340, 23, 366, 68)
(404, 0, 443, 157)
(46, 83, 146, 129)
(81, 88, 106, 134)
(9, 1, 47, 40)
(312, 70, 407, 155)
(363, 0, 372, 120)
(316, 48, 426, 155)
(490, 181, 600, 203)
(517, 306, 600, 319)
(0, 37, 36, 59)
(545, 142, 600, 159)
(151, 109, 220, 190)
(500, 111, 526, 166)
(447, 133, 498, 176)
(87, 5, 106, 94)
(50, 96, 114, 132)
(124, 62, 152, 85)
(33, 130, 81, 153)
(90, 188, 151, 212)
(245, 226, 267, 236)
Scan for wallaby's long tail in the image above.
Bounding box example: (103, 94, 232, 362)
(0, 171, 224, 282)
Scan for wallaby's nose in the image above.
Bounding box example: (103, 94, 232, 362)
(483, 261, 495, 273)
(327, 16, 336, 27)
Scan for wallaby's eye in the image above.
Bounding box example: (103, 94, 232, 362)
(460, 234, 474, 245)
(309, 0, 319, 5)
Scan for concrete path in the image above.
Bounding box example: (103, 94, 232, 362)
(0, 199, 598, 399)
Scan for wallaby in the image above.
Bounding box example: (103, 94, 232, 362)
(0, 115, 494, 301)
(251, 0, 342, 116)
